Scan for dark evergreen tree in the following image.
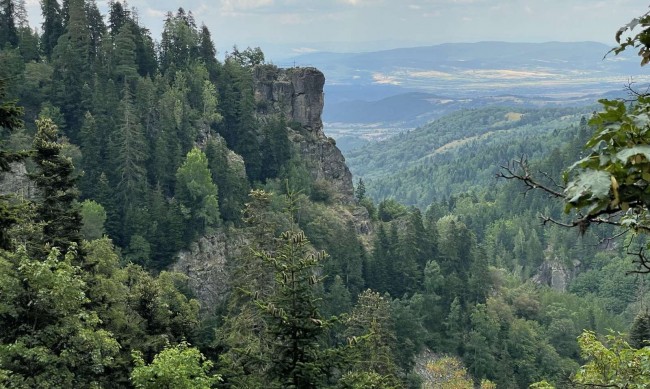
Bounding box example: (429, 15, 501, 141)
(30, 117, 82, 254)
(50, 0, 90, 139)
(40, 0, 64, 59)
(159, 8, 200, 74)
(112, 23, 138, 84)
(85, 0, 106, 63)
(253, 229, 331, 387)
(107, 0, 128, 36)
(630, 310, 650, 349)
(0, 0, 19, 48)
(198, 24, 218, 80)
(217, 58, 261, 181)
(260, 117, 291, 181)
(78, 111, 102, 197)
(355, 177, 366, 202)
(0, 79, 25, 250)
(113, 84, 147, 210)
(205, 135, 249, 223)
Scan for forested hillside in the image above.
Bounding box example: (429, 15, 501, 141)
(347, 106, 594, 207)
(1, 1, 650, 388)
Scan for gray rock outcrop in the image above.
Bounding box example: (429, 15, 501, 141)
(0, 162, 36, 199)
(173, 229, 249, 310)
(253, 65, 355, 203)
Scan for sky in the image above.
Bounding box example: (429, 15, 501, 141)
(25, 0, 650, 61)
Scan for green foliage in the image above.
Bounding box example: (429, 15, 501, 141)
(30, 117, 82, 254)
(344, 290, 403, 387)
(378, 198, 407, 222)
(175, 147, 220, 238)
(545, 331, 650, 388)
(131, 342, 220, 389)
(629, 310, 650, 349)
(80, 199, 106, 240)
(252, 228, 331, 387)
(336, 371, 399, 389)
(611, 9, 650, 66)
(563, 98, 650, 217)
(355, 177, 366, 202)
(228, 45, 265, 68)
(0, 246, 120, 387)
(348, 106, 589, 207)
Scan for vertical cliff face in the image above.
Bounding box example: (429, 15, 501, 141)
(253, 65, 355, 203)
(175, 66, 368, 309)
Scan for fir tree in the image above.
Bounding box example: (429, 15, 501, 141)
(30, 117, 82, 254)
(0, 0, 19, 48)
(50, 0, 90, 138)
(630, 310, 650, 349)
(40, 0, 63, 59)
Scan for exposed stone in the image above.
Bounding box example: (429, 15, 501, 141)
(173, 229, 248, 310)
(253, 65, 355, 204)
(0, 162, 36, 199)
(253, 65, 325, 132)
(178, 65, 373, 309)
(532, 258, 574, 292)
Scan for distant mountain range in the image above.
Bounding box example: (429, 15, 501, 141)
(286, 41, 649, 127)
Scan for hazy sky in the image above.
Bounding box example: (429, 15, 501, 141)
(25, 0, 649, 60)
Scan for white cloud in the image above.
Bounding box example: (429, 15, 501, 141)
(279, 13, 306, 24)
(292, 47, 319, 53)
(145, 8, 167, 18)
(220, 0, 274, 13)
(372, 72, 401, 85)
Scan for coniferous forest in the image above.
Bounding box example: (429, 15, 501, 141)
(3, 1, 650, 388)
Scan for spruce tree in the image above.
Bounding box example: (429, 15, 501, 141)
(175, 147, 220, 240)
(113, 84, 147, 208)
(40, 0, 63, 59)
(30, 117, 82, 254)
(85, 0, 106, 63)
(0, 79, 25, 250)
(0, 0, 19, 48)
(112, 23, 138, 84)
(50, 0, 90, 138)
(253, 228, 331, 388)
(630, 310, 650, 349)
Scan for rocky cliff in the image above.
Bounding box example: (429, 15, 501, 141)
(175, 65, 371, 309)
(253, 65, 355, 203)
(0, 162, 36, 199)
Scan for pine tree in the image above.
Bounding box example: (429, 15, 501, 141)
(343, 289, 401, 386)
(175, 147, 220, 240)
(253, 228, 331, 388)
(85, 0, 106, 63)
(113, 84, 147, 208)
(0, 0, 19, 48)
(217, 58, 261, 181)
(355, 178, 366, 202)
(78, 111, 101, 197)
(629, 310, 650, 349)
(30, 117, 82, 254)
(40, 0, 63, 59)
(50, 0, 90, 138)
(112, 23, 138, 84)
(107, 0, 128, 36)
(0, 79, 25, 250)
(205, 135, 249, 223)
(198, 24, 218, 80)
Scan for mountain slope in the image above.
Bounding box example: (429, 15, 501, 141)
(346, 106, 593, 207)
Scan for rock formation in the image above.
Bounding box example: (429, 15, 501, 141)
(253, 65, 355, 203)
(175, 65, 370, 309)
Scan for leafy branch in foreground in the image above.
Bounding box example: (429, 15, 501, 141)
(500, 96, 650, 272)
